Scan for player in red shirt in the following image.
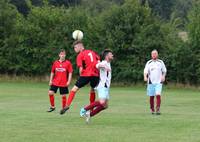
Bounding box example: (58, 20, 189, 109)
(60, 41, 100, 114)
(47, 49, 73, 115)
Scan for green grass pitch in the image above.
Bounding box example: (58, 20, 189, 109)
(0, 82, 200, 142)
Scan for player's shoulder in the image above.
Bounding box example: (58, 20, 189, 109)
(146, 59, 153, 65)
(101, 60, 110, 66)
(100, 60, 107, 64)
(53, 60, 59, 64)
(85, 49, 98, 54)
(82, 49, 90, 53)
(157, 59, 164, 63)
(64, 59, 72, 64)
(80, 49, 90, 55)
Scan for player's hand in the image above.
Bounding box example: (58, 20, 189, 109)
(66, 82, 70, 87)
(161, 76, 165, 82)
(144, 76, 148, 82)
(49, 81, 52, 86)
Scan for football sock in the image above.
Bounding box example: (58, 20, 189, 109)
(66, 91, 76, 107)
(90, 91, 96, 104)
(62, 95, 67, 109)
(156, 95, 161, 111)
(150, 96, 155, 112)
(90, 104, 105, 117)
(84, 101, 101, 111)
(49, 94, 55, 108)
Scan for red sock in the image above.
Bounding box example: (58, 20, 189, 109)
(84, 101, 101, 111)
(66, 91, 76, 106)
(62, 95, 66, 109)
(90, 104, 105, 117)
(150, 96, 155, 112)
(49, 94, 55, 108)
(90, 91, 96, 104)
(156, 95, 161, 111)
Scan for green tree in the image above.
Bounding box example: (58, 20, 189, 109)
(88, 0, 168, 83)
(0, 0, 23, 74)
(187, 1, 200, 84)
(16, 3, 90, 75)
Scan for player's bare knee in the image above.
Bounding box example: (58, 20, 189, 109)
(71, 86, 79, 92)
(99, 100, 108, 108)
(48, 91, 54, 95)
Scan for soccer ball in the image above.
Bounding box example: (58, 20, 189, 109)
(72, 30, 83, 40)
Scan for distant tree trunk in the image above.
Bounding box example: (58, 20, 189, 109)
(140, 0, 146, 6)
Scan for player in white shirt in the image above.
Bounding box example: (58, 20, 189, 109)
(144, 49, 167, 115)
(80, 49, 113, 123)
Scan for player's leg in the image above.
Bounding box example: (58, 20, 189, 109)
(147, 84, 155, 114)
(82, 100, 105, 123)
(89, 88, 96, 104)
(150, 96, 155, 114)
(83, 87, 109, 123)
(80, 100, 101, 117)
(155, 83, 163, 115)
(89, 87, 109, 117)
(58, 85, 79, 114)
(47, 85, 58, 112)
(59, 87, 69, 115)
(66, 77, 90, 109)
(89, 76, 99, 104)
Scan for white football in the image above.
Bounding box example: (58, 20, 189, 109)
(72, 30, 83, 40)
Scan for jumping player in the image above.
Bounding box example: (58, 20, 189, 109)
(60, 41, 100, 114)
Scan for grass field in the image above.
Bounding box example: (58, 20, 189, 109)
(0, 82, 200, 142)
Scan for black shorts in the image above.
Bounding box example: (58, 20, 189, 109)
(49, 85, 69, 95)
(75, 76, 99, 89)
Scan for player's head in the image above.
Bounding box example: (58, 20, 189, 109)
(101, 49, 113, 62)
(73, 40, 84, 53)
(151, 49, 158, 60)
(59, 49, 66, 61)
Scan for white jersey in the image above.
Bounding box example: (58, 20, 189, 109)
(144, 59, 167, 84)
(96, 60, 112, 88)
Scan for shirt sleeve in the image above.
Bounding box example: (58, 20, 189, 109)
(51, 62, 56, 73)
(161, 61, 167, 75)
(76, 53, 83, 68)
(96, 61, 106, 69)
(144, 62, 149, 74)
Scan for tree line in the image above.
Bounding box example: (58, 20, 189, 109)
(0, 0, 200, 85)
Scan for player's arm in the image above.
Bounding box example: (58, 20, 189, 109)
(96, 62, 105, 69)
(66, 61, 73, 86)
(49, 72, 54, 86)
(144, 73, 148, 82)
(79, 67, 83, 75)
(66, 72, 72, 86)
(49, 62, 55, 86)
(96, 62, 110, 71)
(144, 62, 149, 82)
(161, 61, 167, 82)
(76, 53, 83, 75)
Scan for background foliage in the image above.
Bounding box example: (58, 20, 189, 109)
(0, 0, 200, 85)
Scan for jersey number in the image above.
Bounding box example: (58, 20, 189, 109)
(88, 52, 94, 62)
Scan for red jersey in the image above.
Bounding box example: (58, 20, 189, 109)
(76, 49, 99, 77)
(51, 60, 73, 87)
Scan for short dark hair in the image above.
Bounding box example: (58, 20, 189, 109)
(73, 40, 83, 47)
(59, 49, 66, 54)
(101, 49, 113, 60)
